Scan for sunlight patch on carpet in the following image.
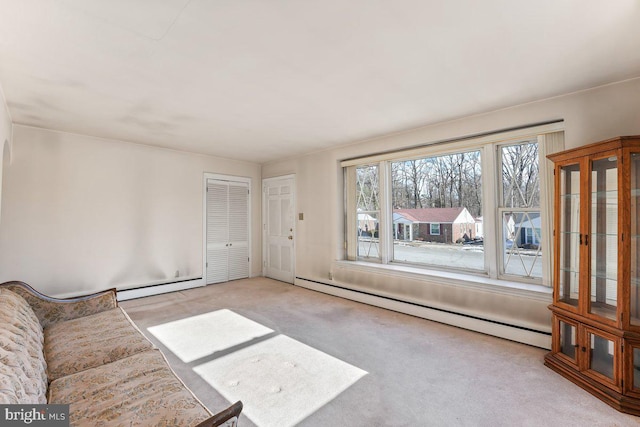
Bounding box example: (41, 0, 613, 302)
(194, 334, 367, 427)
(147, 309, 273, 363)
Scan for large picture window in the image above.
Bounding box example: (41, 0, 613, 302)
(391, 151, 483, 270)
(343, 127, 564, 286)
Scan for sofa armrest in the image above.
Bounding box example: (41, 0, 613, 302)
(195, 401, 243, 427)
(0, 281, 118, 328)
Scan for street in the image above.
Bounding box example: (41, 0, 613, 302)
(358, 239, 543, 278)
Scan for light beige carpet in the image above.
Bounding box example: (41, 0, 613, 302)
(148, 307, 367, 426)
(148, 309, 273, 363)
(195, 334, 366, 427)
(121, 277, 640, 426)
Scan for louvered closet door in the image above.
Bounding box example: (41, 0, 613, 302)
(206, 180, 230, 284)
(227, 181, 249, 280)
(206, 179, 250, 284)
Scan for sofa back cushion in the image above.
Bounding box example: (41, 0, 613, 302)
(0, 288, 47, 404)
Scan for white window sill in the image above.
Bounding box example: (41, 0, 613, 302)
(332, 260, 552, 302)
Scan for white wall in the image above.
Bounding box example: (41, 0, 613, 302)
(0, 126, 262, 296)
(262, 77, 640, 338)
(0, 83, 13, 224)
(0, 90, 11, 151)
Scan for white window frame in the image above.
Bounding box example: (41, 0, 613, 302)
(526, 227, 534, 244)
(430, 223, 441, 235)
(343, 124, 564, 287)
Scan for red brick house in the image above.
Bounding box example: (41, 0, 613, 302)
(393, 207, 476, 243)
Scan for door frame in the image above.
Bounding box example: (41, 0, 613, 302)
(262, 174, 296, 281)
(203, 173, 252, 284)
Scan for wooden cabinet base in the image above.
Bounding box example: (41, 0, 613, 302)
(545, 353, 640, 416)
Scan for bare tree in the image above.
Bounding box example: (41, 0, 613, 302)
(502, 143, 539, 208)
(390, 151, 482, 217)
(356, 165, 380, 211)
(391, 159, 429, 208)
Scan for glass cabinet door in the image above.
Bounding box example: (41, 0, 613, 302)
(558, 163, 581, 307)
(589, 156, 618, 320)
(556, 317, 578, 364)
(632, 152, 640, 327)
(632, 343, 640, 393)
(585, 327, 618, 387)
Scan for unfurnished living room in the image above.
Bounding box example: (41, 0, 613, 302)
(1, 1, 640, 426)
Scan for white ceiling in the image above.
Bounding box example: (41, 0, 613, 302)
(1, 1, 639, 164)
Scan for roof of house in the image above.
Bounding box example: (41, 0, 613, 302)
(393, 207, 471, 223)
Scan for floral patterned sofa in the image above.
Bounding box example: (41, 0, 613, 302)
(0, 281, 242, 426)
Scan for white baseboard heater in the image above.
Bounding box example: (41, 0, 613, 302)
(294, 277, 551, 350)
(117, 277, 205, 301)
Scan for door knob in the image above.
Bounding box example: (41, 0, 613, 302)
(288, 236, 293, 240)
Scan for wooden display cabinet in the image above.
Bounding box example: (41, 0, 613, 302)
(545, 136, 640, 415)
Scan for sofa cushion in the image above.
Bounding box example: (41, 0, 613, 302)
(0, 289, 48, 404)
(48, 350, 213, 427)
(44, 307, 155, 381)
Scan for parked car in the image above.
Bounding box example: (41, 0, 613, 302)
(463, 238, 484, 246)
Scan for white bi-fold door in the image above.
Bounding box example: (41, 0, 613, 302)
(206, 179, 249, 284)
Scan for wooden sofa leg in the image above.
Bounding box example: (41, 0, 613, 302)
(195, 401, 243, 427)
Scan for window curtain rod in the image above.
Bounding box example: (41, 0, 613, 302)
(340, 119, 564, 167)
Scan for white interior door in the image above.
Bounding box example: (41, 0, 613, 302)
(263, 176, 295, 283)
(206, 179, 249, 284)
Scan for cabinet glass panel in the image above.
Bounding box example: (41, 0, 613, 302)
(558, 320, 577, 361)
(589, 157, 618, 320)
(632, 153, 640, 326)
(588, 332, 615, 380)
(634, 346, 640, 390)
(559, 164, 581, 307)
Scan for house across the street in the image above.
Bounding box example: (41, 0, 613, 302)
(393, 207, 476, 243)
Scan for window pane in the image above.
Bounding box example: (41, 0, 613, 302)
(502, 211, 542, 278)
(501, 142, 540, 208)
(391, 151, 483, 271)
(356, 165, 380, 260)
(500, 141, 542, 280)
